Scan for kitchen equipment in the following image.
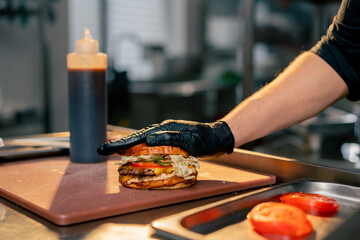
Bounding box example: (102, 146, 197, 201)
(0, 156, 275, 226)
(151, 180, 360, 240)
(0, 136, 69, 159)
(0, 126, 133, 160)
(4, 136, 70, 148)
(292, 107, 358, 159)
(0, 145, 66, 160)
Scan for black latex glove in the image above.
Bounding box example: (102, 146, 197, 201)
(97, 120, 235, 157)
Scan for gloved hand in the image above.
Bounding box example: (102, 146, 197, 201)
(97, 119, 235, 157)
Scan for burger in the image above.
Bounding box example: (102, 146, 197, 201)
(115, 143, 200, 189)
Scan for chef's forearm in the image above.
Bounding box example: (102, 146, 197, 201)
(222, 51, 349, 147)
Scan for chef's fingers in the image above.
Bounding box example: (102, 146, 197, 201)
(97, 135, 144, 155)
(97, 124, 162, 155)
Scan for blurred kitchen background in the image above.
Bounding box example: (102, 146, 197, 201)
(1, 0, 360, 170)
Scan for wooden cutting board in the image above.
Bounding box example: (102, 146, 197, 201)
(0, 156, 275, 225)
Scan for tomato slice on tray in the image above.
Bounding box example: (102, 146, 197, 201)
(247, 202, 313, 239)
(279, 192, 339, 216)
(129, 162, 172, 168)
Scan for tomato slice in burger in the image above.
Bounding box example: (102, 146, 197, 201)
(129, 162, 171, 168)
(247, 202, 313, 239)
(279, 192, 339, 216)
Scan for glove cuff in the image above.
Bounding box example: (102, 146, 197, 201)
(215, 120, 235, 154)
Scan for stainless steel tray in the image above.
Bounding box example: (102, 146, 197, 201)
(151, 180, 360, 240)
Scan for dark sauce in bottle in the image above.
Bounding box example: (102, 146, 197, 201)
(68, 69, 107, 163)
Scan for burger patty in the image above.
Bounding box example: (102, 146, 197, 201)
(118, 164, 156, 176)
(119, 173, 197, 189)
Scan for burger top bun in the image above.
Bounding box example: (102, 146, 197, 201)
(122, 143, 189, 157)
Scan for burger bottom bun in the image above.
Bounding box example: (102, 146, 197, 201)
(119, 173, 197, 190)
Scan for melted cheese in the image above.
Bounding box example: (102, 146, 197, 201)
(122, 165, 173, 176)
(120, 175, 132, 182)
(153, 167, 173, 175)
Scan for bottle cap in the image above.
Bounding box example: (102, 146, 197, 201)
(75, 28, 99, 55)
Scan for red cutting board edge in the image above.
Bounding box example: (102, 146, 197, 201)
(0, 156, 275, 226)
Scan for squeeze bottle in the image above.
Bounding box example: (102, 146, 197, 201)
(67, 28, 107, 163)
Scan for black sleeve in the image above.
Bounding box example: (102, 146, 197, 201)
(310, 0, 360, 101)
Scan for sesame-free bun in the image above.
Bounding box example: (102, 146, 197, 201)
(122, 143, 189, 157)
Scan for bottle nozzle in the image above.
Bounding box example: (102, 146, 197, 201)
(75, 28, 99, 55)
(83, 28, 92, 40)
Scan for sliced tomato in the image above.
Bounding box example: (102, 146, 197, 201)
(247, 202, 313, 238)
(279, 192, 339, 215)
(129, 161, 172, 168)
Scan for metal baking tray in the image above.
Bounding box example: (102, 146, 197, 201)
(151, 180, 360, 240)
